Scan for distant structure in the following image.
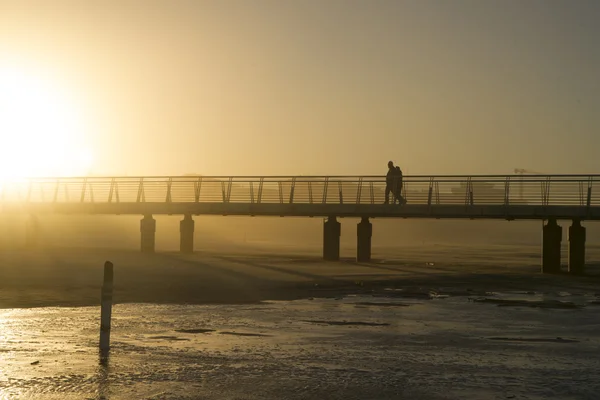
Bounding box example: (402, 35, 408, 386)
(514, 168, 544, 201)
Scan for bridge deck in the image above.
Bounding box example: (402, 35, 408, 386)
(1, 175, 599, 220)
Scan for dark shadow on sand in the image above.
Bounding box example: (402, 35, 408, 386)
(175, 328, 215, 334)
(488, 337, 579, 343)
(212, 255, 341, 283)
(301, 320, 390, 327)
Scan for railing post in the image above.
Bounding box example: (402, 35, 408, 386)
(250, 181, 255, 204)
(53, 179, 60, 203)
(278, 181, 283, 203)
(356, 177, 363, 204)
(468, 179, 474, 206)
(289, 177, 296, 204)
(427, 177, 433, 207)
(322, 177, 329, 204)
(540, 181, 544, 206)
(227, 177, 233, 203)
(108, 179, 115, 203)
(369, 181, 374, 204)
(338, 181, 343, 204)
(587, 178, 593, 219)
(80, 178, 87, 203)
(541, 177, 551, 206)
(504, 177, 510, 206)
(194, 177, 202, 202)
(257, 178, 264, 204)
(90, 181, 95, 203)
(166, 178, 173, 203)
(519, 173, 524, 201)
(464, 177, 471, 206)
(308, 181, 313, 204)
(137, 178, 145, 203)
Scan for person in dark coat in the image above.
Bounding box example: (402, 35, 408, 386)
(394, 166, 406, 204)
(384, 161, 396, 204)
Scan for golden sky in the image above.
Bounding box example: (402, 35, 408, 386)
(1, 1, 599, 177)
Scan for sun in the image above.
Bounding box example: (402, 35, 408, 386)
(0, 65, 94, 182)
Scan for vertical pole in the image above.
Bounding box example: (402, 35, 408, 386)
(100, 261, 114, 354)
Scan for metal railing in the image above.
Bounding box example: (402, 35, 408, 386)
(0, 175, 598, 207)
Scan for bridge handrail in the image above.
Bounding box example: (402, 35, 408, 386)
(0, 174, 598, 208)
(3, 173, 600, 180)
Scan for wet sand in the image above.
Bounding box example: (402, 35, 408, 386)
(1, 295, 599, 399)
(2, 244, 600, 399)
(1, 243, 599, 309)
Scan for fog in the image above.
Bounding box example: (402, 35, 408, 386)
(2, 1, 600, 177)
(3, 214, 600, 252)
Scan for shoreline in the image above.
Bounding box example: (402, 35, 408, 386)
(1, 248, 599, 310)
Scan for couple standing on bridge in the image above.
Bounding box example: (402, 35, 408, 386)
(384, 161, 406, 205)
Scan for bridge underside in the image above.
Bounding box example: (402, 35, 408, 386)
(12, 209, 591, 277)
(3, 203, 600, 220)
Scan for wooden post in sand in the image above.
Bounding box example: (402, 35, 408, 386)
(99, 261, 114, 354)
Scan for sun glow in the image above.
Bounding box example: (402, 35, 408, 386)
(0, 65, 94, 182)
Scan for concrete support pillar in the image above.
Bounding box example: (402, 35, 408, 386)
(25, 215, 40, 248)
(140, 214, 156, 253)
(180, 214, 195, 253)
(323, 216, 341, 261)
(357, 217, 372, 262)
(568, 219, 586, 275)
(541, 218, 562, 274)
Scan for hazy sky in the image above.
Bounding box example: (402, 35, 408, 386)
(1, 1, 599, 176)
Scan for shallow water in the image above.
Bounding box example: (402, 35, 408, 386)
(1, 291, 599, 400)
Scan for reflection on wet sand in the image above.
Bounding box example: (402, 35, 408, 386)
(96, 356, 109, 400)
(0, 291, 599, 399)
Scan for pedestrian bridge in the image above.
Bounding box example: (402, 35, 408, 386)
(1, 174, 599, 220)
(0, 174, 596, 275)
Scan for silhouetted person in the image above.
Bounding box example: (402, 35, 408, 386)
(394, 166, 405, 204)
(384, 161, 395, 204)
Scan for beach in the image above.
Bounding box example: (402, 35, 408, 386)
(2, 221, 600, 398)
(1, 242, 599, 310)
